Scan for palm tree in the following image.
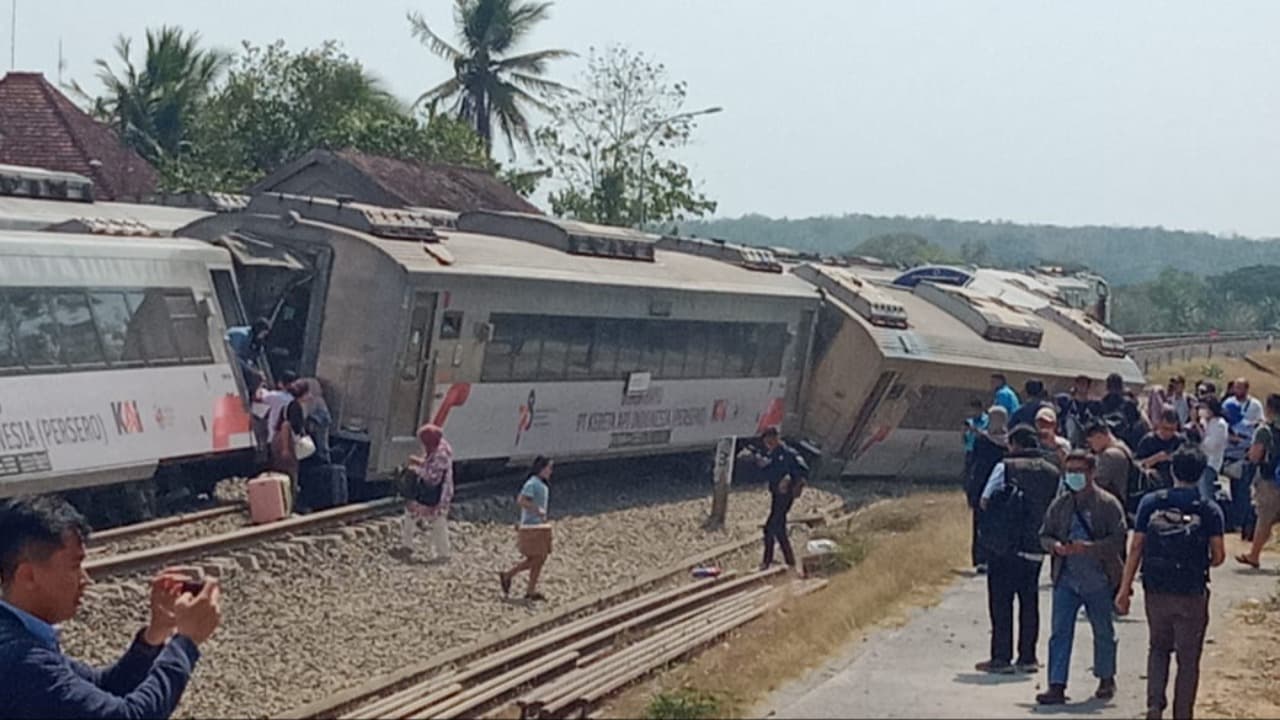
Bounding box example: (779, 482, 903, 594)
(409, 0, 573, 156)
(75, 27, 229, 163)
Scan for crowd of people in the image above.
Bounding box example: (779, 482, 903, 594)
(964, 370, 1279, 718)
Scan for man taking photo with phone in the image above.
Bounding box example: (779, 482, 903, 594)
(0, 496, 222, 718)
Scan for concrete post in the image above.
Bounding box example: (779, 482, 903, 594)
(705, 435, 736, 530)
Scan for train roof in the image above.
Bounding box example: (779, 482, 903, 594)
(221, 195, 819, 300)
(798, 263, 1143, 383)
(0, 194, 212, 235)
(361, 225, 818, 299)
(0, 228, 229, 263)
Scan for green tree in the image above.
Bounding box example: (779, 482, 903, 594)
(409, 0, 573, 156)
(536, 45, 718, 227)
(74, 26, 229, 163)
(846, 233, 957, 267)
(160, 41, 489, 191)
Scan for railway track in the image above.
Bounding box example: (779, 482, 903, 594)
(287, 570, 824, 720)
(279, 499, 847, 720)
(82, 456, 710, 581)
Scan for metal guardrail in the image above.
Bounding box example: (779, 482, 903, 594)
(1124, 331, 1270, 349)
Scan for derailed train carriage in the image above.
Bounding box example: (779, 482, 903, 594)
(178, 194, 820, 484)
(790, 261, 1143, 480)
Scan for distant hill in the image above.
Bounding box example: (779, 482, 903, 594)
(679, 213, 1280, 286)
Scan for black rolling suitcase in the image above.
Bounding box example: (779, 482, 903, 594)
(302, 462, 348, 510)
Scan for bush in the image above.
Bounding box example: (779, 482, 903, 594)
(645, 689, 723, 720)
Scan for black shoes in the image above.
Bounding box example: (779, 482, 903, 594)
(974, 660, 1015, 675)
(1096, 677, 1117, 700)
(1036, 684, 1067, 705)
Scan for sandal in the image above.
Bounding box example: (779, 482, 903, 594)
(1235, 554, 1260, 569)
(525, 591, 547, 602)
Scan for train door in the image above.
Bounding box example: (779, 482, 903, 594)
(387, 290, 438, 438)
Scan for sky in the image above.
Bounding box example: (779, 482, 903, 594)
(12, 1, 1280, 237)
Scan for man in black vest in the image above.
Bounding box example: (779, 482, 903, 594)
(1117, 446, 1225, 720)
(975, 425, 1061, 674)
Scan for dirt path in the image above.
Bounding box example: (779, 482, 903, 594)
(763, 539, 1273, 719)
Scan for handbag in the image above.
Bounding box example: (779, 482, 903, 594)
(294, 434, 316, 461)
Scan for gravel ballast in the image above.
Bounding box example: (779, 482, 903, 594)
(60, 473, 850, 718)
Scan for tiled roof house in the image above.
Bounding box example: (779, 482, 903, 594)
(0, 72, 157, 200)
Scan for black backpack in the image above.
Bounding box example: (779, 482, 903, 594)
(978, 476, 1026, 560)
(1142, 491, 1211, 594)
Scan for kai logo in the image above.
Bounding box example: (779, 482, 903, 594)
(111, 401, 145, 435)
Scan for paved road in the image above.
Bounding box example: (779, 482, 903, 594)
(765, 550, 1268, 719)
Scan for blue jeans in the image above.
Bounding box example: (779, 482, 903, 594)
(1048, 581, 1117, 686)
(1228, 464, 1256, 532)
(1198, 466, 1220, 503)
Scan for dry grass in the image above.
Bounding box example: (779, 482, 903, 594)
(1146, 351, 1280, 398)
(603, 492, 971, 719)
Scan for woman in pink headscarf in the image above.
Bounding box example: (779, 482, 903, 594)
(399, 423, 454, 560)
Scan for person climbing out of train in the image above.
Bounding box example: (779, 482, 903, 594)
(265, 376, 311, 507)
(1010, 379, 1052, 429)
(225, 317, 271, 387)
(0, 496, 222, 718)
(991, 373, 1021, 417)
(296, 378, 333, 512)
(975, 425, 1059, 675)
(399, 424, 454, 562)
(500, 456, 554, 601)
(966, 405, 1008, 573)
(754, 426, 809, 578)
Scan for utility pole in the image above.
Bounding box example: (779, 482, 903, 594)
(57, 38, 64, 85)
(9, 0, 15, 70)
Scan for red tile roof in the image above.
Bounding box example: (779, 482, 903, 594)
(0, 72, 157, 200)
(322, 149, 539, 214)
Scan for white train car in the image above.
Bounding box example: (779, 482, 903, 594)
(795, 261, 1142, 480)
(178, 196, 820, 483)
(0, 229, 256, 520)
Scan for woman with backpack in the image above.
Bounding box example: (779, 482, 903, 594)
(399, 423, 454, 561)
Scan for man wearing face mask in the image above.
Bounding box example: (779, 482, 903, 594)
(1037, 450, 1128, 706)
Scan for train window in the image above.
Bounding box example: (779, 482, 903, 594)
(165, 291, 214, 363)
(682, 325, 708, 378)
(658, 323, 688, 378)
(479, 314, 793, 383)
(510, 319, 543, 382)
(51, 292, 106, 368)
(756, 324, 788, 377)
(616, 322, 643, 374)
(565, 317, 593, 380)
(440, 310, 463, 340)
(0, 295, 18, 370)
(723, 324, 750, 378)
(588, 320, 621, 378)
(703, 324, 729, 377)
(88, 292, 141, 367)
(481, 317, 518, 382)
(126, 290, 180, 364)
(537, 319, 570, 381)
(11, 291, 59, 368)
